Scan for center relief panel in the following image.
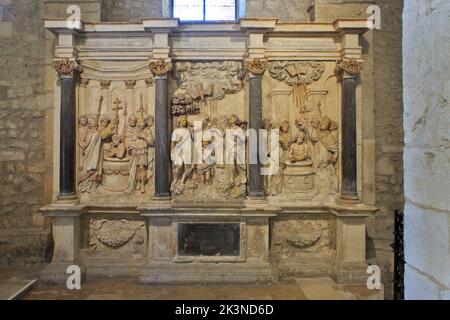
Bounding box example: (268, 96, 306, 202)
(75, 60, 341, 205)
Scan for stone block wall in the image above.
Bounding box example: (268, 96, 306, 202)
(0, 0, 50, 265)
(403, 0, 450, 300)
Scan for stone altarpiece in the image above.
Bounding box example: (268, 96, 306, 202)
(41, 18, 376, 284)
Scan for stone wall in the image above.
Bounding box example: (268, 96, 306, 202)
(0, 0, 50, 266)
(403, 0, 450, 300)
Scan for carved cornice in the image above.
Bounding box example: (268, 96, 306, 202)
(100, 80, 111, 89)
(53, 58, 82, 77)
(245, 58, 268, 77)
(269, 61, 325, 86)
(149, 58, 172, 77)
(125, 80, 136, 89)
(335, 58, 363, 80)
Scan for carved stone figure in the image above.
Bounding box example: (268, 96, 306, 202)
(79, 96, 115, 193)
(78, 115, 91, 157)
(289, 132, 312, 163)
(125, 112, 155, 194)
(104, 135, 126, 160)
(265, 120, 296, 196)
(224, 114, 247, 197)
(170, 115, 194, 195)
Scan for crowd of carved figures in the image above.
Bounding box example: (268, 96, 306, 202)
(76, 60, 340, 200)
(78, 89, 155, 195)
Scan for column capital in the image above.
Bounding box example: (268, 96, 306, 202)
(79, 78, 89, 88)
(149, 58, 172, 77)
(125, 80, 137, 89)
(245, 58, 268, 77)
(53, 58, 82, 78)
(100, 80, 111, 89)
(335, 58, 363, 81)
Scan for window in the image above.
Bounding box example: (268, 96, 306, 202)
(173, 0, 238, 22)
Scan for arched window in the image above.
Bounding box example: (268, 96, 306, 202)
(173, 0, 243, 22)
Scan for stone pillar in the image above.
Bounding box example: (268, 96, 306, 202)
(336, 59, 363, 201)
(53, 58, 81, 198)
(336, 216, 366, 263)
(245, 59, 268, 199)
(150, 59, 173, 199)
(40, 209, 84, 283)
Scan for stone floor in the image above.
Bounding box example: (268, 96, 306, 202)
(0, 266, 383, 300)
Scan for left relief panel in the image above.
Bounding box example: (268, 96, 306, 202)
(77, 74, 156, 204)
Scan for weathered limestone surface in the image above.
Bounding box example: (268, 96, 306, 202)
(403, 0, 450, 300)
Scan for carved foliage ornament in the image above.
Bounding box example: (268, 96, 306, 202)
(335, 58, 363, 78)
(90, 219, 145, 248)
(175, 61, 244, 100)
(53, 58, 82, 76)
(245, 58, 268, 77)
(149, 58, 173, 77)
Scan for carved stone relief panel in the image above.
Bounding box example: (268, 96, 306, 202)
(77, 78, 155, 203)
(81, 216, 146, 258)
(170, 61, 247, 201)
(271, 214, 336, 259)
(263, 61, 340, 202)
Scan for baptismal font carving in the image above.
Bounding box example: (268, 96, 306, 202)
(77, 80, 155, 196)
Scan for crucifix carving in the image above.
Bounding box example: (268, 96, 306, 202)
(112, 98, 122, 134)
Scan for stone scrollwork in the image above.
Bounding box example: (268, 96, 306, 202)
(245, 58, 268, 77)
(335, 58, 363, 79)
(149, 58, 173, 77)
(53, 57, 82, 76)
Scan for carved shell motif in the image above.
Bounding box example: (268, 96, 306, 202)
(90, 219, 145, 248)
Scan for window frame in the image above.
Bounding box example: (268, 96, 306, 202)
(171, 0, 240, 23)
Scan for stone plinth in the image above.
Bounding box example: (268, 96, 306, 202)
(139, 205, 280, 284)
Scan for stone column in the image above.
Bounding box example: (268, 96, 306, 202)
(150, 59, 173, 199)
(53, 58, 81, 198)
(336, 59, 363, 201)
(245, 59, 268, 199)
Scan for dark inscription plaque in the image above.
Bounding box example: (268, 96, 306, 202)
(178, 223, 240, 256)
